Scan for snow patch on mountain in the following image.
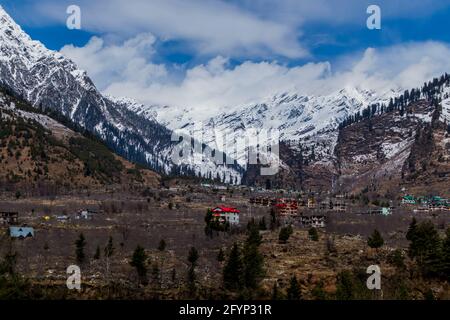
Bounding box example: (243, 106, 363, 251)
(441, 84, 450, 123)
(129, 85, 397, 168)
(0, 5, 243, 183)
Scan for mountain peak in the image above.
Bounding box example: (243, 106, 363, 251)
(0, 5, 24, 33)
(0, 6, 51, 67)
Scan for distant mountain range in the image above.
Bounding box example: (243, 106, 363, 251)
(1, 5, 449, 193)
(0, 6, 242, 184)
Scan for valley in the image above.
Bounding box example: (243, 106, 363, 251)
(0, 4, 448, 301)
(1, 183, 449, 299)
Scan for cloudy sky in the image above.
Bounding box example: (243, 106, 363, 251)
(2, 0, 450, 108)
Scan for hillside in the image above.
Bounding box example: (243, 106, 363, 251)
(335, 78, 450, 197)
(0, 6, 242, 183)
(0, 88, 160, 194)
(244, 75, 450, 196)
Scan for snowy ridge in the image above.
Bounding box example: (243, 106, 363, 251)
(441, 83, 450, 123)
(1, 5, 449, 186)
(0, 5, 242, 183)
(130, 85, 398, 168)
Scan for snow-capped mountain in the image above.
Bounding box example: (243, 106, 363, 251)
(130, 83, 398, 168)
(1, 5, 448, 190)
(0, 6, 242, 183)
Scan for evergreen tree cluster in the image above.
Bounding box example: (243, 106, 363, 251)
(339, 73, 450, 129)
(406, 219, 450, 279)
(222, 226, 265, 294)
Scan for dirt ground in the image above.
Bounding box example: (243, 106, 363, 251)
(0, 186, 449, 299)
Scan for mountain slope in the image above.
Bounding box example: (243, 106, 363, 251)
(0, 6, 242, 184)
(131, 87, 397, 169)
(1, 5, 448, 191)
(334, 75, 450, 197)
(0, 87, 160, 194)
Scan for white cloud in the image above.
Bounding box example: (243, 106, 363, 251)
(61, 33, 168, 91)
(230, 0, 450, 25)
(338, 42, 450, 91)
(61, 35, 450, 113)
(36, 0, 307, 59)
(19, 0, 450, 61)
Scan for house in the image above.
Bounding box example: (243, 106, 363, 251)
(9, 226, 34, 239)
(413, 207, 430, 213)
(0, 212, 19, 225)
(319, 199, 331, 210)
(300, 215, 326, 228)
(402, 195, 416, 205)
(367, 207, 392, 215)
(333, 196, 347, 212)
(380, 207, 392, 216)
(274, 199, 298, 217)
(250, 197, 271, 207)
(297, 199, 307, 207)
(333, 202, 347, 212)
(75, 209, 96, 220)
(429, 203, 448, 211)
(307, 196, 316, 209)
(56, 215, 70, 222)
(428, 196, 449, 210)
(211, 206, 240, 225)
(416, 196, 429, 205)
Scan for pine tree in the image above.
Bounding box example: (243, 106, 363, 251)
(93, 245, 101, 260)
(311, 281, 327, 300)
(270, 207, 278, 230)
(278, 225, 293, 244)
(367, 229, 384, 249)
(407, 221, 442, 277)
(424, 288, 435, 300)
(188, 247, 199, 265)
(243, 238, 265, 290)
(406, 218, 418, 243)
(104, 236, 114, 258)
(223, 243, 244, 291)
(271, 281, 282, 300)
(258, 217, 267, 230)
(217, 248, 225, 262)
(187, 247, 199, 293)
(151, 263, 161, 286)
(75, 233, 86, 264)
(308, 227, 319, 241)
(130, 245, 148, 285)
(335, 270, 355, 300)
(287, 276, 301, 300)
(441, 228, 450, 279)
(158, 239, 166, 251)
(171, 268, 177, 283)
(104, 236, 114, 277)
(388, 249, 405, 269)
(246, 224, 262, 247)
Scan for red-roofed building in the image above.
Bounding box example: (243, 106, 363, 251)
(211, 206, 240, 225)
(274, 199, 298, 217)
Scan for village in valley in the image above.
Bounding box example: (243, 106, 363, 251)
(1, 179, 449, 300)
